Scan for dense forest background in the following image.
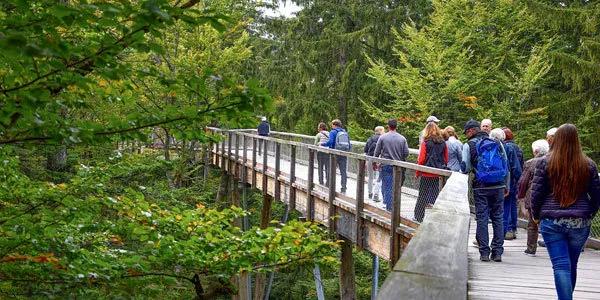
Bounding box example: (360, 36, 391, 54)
(0, 0, 599, 299)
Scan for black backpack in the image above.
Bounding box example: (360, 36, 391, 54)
(425, 139, 448, 170)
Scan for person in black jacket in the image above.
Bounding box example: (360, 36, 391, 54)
(365, 126, 384, 200)
(257, 117, 270, 153)
(530, 124, 600, 300)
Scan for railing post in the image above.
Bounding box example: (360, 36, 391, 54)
(355, 158, 366, 249)
(252, 137, 257, 189)
(289, 145, 297, 210)
(390, 166, 403, 266)
(274, 143, 281, 201)
(262, 138, 268, 197)
(307, 149, 315, 221)
(234, 133, 240, 179)
(227, 132, 233, 175)
(242, 135, 247, 185)
(220, 133, 226, 171)
(328, 153, 337, 233)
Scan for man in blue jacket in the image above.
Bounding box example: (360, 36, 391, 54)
(322, 119, 349, 193)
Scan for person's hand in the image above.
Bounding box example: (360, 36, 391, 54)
(504, 189, 509, 197)
(533, 218, 539, 224)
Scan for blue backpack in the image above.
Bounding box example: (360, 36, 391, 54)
(335, 130, 351, 151)
(475, 137, 507, 184)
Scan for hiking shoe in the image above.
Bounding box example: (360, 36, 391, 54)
(472, 239, 479, 246)
(524, 249, 536, 257)
(480, 254, 490, 262)
(368, 193, 373, 199)
(373, 197, 380, 202)
(538, 240, 546, 248)
(504, 231, 516, 240)
(491, 254, 502, 262)
(341, 188, 346, 194)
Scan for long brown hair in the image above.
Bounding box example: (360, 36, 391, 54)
(423, 122, 444, 143)
(548, 124, 590, 207)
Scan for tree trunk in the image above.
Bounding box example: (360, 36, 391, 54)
(163, 127, 171, 160)
(338, 48, 348, 127)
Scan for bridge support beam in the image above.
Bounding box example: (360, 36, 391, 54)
(340, 236, 357, 300)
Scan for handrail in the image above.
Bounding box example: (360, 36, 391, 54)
(376, 172, 470, 299)
(206, 127, 452, 177)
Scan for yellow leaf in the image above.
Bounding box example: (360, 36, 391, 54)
(175, 215, 182, 221)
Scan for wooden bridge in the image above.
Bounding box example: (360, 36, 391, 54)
(205, 128, 600, 300)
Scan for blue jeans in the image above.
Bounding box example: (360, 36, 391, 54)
(381, 165, 393, 211)
(474, 188, 504, 256)
(540, 219, 590, 300)
(503, 191, 518, 233)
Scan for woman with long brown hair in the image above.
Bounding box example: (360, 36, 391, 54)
(414, 122, 448, 222)
(530, 124, 600, 300)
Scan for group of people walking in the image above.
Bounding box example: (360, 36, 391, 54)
(260, 115, 599, 300)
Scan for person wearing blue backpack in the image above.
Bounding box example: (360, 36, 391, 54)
(321, 119, 351, 193)
(461, 119, 510, 262)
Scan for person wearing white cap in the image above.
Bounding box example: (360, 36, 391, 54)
(419, 115, 441, 146)
(257, 116, 270, 153)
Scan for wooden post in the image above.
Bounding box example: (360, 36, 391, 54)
(235, 133, 240, 179)
(307, 149, 315, 222)
(252, 137, 257, 189)
(389, 166, 403, 266)
(220, 133, 226, 171)
(274, 143, 281, 201)
(242, 135, 248, 185)
(339, 236, 357, 300)
(289, 145, 297, 210)
(328, 153, 337, 233)
(227, 132, 233, 175)
(262, 138, 268, 197)
(355, 159, 366, 249)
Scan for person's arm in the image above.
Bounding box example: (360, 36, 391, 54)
(444, 144, 449, 164)
(588, 162, 600, 214)
(461, 143, 471, 174)
(374, 137, 382, 158)
(365, 137, 372, 155)
(499, 142, 510, 192)
(417, 142, 427, 165)
(322, 130, 336, 148)
(314, 133, 320, 146)
(401, 138, 409, 161)
(517, 162, 533, 199)
(530, 160, 548, 221)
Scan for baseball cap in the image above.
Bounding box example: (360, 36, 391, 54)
(426, 115, 440, 123)
(261, 116, 267, 121)
(463, 119, 480, 134)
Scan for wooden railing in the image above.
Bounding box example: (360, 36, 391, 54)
(377, 172, 470, 300)
(205, 127, 452, 264)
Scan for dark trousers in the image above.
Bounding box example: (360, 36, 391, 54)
(337, 155, 347, 191)
(474, 188, 505, 256)
(503, 191, 518, 233)
(414, 177, 440, 222)
(317, 152, 329, 185)
(527, 212, 539, 253)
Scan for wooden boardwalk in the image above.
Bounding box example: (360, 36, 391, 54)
(468, 220, 600, 299)
(208, 128, 600, 299)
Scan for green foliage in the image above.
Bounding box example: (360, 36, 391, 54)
(0, 149, 337, 298)
(0, 0, 271, 146)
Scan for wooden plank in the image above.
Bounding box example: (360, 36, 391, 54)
(355, 158, 366, 249)
(389, 166, 403, 265)
(227, 132, 233, 174)
(328, 153, 337, 233)
(220, 133, 226, 170)
(234, 132, 240, 179)
(242, 135, 247, 184)
(339, 236, 357, 300)
(289, 145, 297, 210)
(307, 149, 315, 221)
(274, 143, 281, 201)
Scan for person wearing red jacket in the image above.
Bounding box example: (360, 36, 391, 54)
(414, 122, 449, 222)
